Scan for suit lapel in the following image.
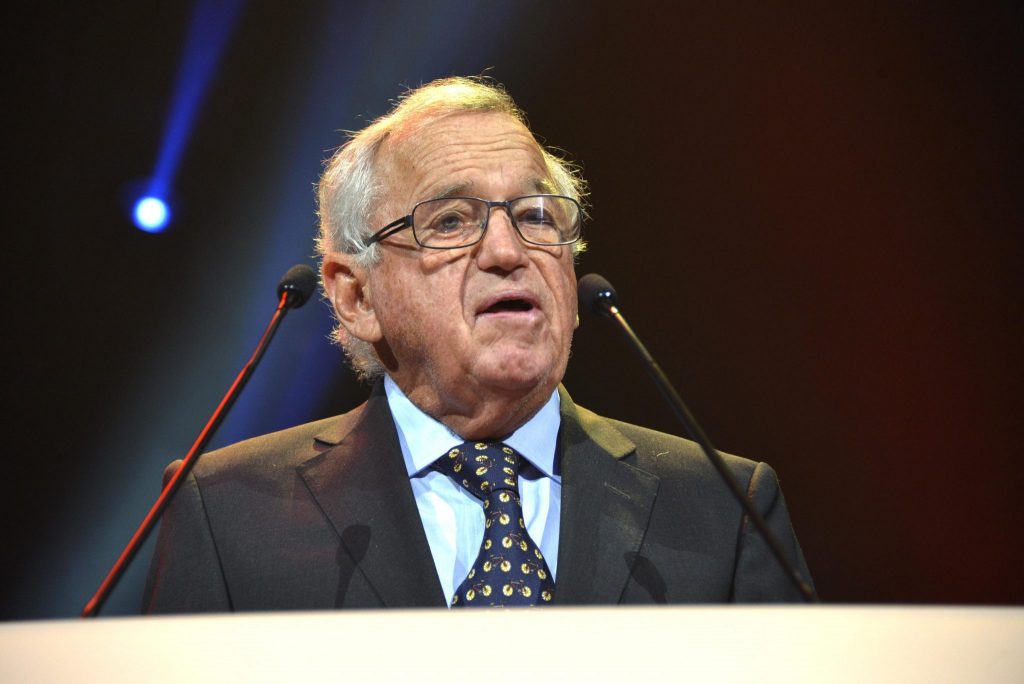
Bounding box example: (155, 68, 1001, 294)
(554, 388, 659, 604)
(294, 384, 656, 607)
(296, 386, 445, 608)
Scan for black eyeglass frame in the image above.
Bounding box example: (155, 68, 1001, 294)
(365, 194, 583, 250)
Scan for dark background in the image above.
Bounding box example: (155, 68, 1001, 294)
(3, 1, 1021, 618)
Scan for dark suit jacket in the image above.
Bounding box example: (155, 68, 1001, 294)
(143, 384, 813, 612)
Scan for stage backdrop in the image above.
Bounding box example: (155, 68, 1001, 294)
(3, 1, 1021, 617)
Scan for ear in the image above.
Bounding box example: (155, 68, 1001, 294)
(321, 252, 383, 344)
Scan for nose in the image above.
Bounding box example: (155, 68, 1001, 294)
(475, 205, 530, 272)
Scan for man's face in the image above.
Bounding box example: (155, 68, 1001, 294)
(361, 112, 578, 422)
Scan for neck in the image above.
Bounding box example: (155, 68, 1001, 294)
(400, 380, 554, 440)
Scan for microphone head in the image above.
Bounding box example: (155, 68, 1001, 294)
(578, 273, 618, 317)
(277, 264, 317, 308)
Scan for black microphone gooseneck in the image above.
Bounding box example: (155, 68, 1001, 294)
(81, 264, 318, 617)
(578, 273, 818, 603)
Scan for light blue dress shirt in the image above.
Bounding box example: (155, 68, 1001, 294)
(384, 376, 562, 607)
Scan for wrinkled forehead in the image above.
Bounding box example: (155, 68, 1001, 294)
(373, 111, 553, 213)
(384, 108, 537, 153)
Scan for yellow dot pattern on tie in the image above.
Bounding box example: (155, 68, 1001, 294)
(432, 441, 556, 607)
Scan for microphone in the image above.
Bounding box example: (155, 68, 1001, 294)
(81, 264, 316, 617)
(577, 273, 618, 317)
(277, 264, 317, 308)
(578, 273, 818, 602)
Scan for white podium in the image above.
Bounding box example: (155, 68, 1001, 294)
(2, 606, 1022, 682)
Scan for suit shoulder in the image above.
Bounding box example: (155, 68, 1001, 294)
(181, 403, 367, 481)
(601, 414, 760, 481)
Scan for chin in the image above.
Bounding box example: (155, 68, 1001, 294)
(475, 351, 563, 394)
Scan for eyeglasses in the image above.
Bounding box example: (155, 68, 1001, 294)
(366, 195, 583, 250)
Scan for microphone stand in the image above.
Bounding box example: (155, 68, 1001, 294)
(582, 275, 818, 603)
(82, 268, 313, 617)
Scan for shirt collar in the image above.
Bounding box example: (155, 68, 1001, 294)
(384, 375, 561, 482)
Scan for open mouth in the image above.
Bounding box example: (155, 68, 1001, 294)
(478, 292, 540, 317)
(484, 298, 534, 314)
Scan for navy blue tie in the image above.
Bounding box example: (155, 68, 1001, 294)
(433, 441, 555, 607)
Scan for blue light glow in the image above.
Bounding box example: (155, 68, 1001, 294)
(133, 196, 171, 232)
(152, 0, 246, 191)
(129, 0, 244, 236)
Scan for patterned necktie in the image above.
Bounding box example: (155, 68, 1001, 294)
(432, 441, 555, 607)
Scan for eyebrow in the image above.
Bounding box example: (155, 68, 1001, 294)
(432, 183, 472, 200)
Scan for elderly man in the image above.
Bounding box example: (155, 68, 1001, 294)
(143, 77, 812, 612)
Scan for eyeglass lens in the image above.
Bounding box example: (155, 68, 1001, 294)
(412, 196, 579, 248)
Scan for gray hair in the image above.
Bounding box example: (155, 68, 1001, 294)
(316, 76, 588, 381)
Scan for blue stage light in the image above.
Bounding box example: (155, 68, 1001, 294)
(133, 196, 171, 232)
(127, 0, 244, 237)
